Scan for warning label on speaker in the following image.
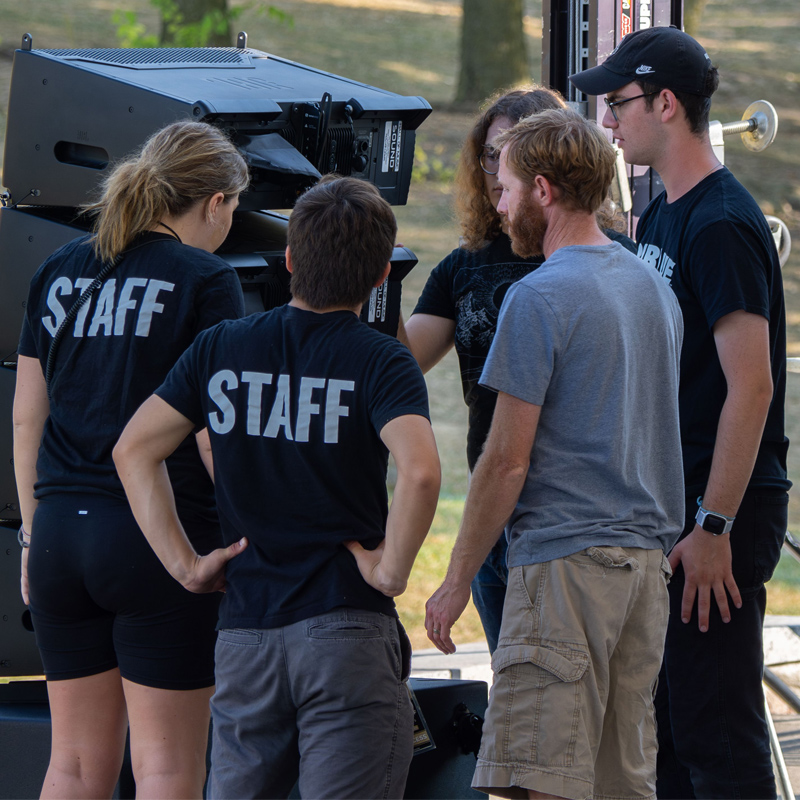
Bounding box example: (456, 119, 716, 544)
(381, 120, 402, 173)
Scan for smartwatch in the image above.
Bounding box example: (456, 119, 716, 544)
(695, 497, 735, 536)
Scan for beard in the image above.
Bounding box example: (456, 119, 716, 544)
(508, 192, 548, 258)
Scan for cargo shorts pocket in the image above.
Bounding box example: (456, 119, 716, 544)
(489, 643, 589, 767)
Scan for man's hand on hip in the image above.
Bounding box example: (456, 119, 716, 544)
(181, 537, 248, 594)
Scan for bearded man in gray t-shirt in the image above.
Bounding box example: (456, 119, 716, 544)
(425, 108, 684, 800)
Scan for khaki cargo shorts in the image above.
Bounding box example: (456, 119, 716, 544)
(472, 546, 671, 800)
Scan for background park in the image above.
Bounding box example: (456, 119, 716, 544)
(0, 0, 798, 648)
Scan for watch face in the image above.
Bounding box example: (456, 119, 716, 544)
(702, 513, 727, 535)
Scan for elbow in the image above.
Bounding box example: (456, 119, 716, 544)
(111, 433, 135, 475)
(410, 461, 442, 502)
(479, 450, 529, 485)
(379, 576, 408, 598)
(746, 376, 775, 419)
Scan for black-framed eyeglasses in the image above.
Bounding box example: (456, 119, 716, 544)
(479, 148, 500, 175)
(604, 91, 660, 122)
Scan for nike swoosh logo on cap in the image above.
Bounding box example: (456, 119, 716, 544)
(636, 65, 655, 74)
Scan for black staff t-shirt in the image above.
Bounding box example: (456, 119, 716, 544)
(156, 304, 430, 629)
(636, 167, 790, 495)
(18, 232, 245, 522)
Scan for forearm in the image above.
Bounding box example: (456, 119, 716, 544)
(115, 451, 198, 585)
(13, 421, 43, 532)
(445, 451, 527, 586)
(12, 356, 50, 533)
(402, 313, 456, 373)
(702, 385, 772, 516)
(378, 463, 441, 596)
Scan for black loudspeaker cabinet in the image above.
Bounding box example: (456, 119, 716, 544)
(405, 677, 488, 799)
(0, 677, 487, 799)
(3, 42, 431, 212)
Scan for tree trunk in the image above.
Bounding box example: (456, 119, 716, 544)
(161, 0, 232, 47)
(683, 0, 709, 37)
(454, 0, 529, 107)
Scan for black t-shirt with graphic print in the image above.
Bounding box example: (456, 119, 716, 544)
(18, 232, 245, 522)
(636, 167, 790, 495)
(413, 230, 635, 470)
(156, 304, 430, 630)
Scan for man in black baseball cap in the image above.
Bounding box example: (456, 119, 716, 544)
(570, 25, 789, 800)
(570, 25, 713, 97)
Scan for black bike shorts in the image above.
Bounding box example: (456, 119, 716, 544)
(27, 493, 221, 690)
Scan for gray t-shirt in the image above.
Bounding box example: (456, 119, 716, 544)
(481, 242, 684, 567)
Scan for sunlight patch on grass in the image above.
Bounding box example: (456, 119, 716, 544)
(288, 0, 460, 17)
(523, 15, 543, 37)
(378, 60, 452, 86)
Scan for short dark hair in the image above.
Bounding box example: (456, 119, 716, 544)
(495, 108, 616, 215)
(287, 176, 397, 310)
(637, 65, 719, 134)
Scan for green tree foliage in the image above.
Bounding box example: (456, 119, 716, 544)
(113, 0, 293, 49)
(455, 0, 529, 106)
(160, 0, 233, 47)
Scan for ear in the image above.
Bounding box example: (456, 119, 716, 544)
(532, 174, 555, 207)
(285, 246, 293, 274)
(374, 263, 391, 287)
(205, 192, 226, 223)
(658, 89, 681, 123)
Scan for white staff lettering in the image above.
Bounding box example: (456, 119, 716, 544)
(208, 370, 238, 434)
(41, 277, 175, 338)
(206, 371, 355, 444)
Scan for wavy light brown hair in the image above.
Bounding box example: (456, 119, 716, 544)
(84, 120, 249, 263)
(494, 107, 616, 216)
(288, 176, 397, 310)
(455, 86, 566, 251)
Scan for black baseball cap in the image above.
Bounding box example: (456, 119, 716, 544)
(569, 26, 714, 97)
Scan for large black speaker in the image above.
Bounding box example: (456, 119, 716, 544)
(405, 678, 489, 799)
(2, 36, 431, 212)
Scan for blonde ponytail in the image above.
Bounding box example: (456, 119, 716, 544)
(84, 121, 249, 263)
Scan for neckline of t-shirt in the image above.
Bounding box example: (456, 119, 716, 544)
(285, 304, 358, 321)
(550, 241, 621, 254)
(662, 165, 728, 210)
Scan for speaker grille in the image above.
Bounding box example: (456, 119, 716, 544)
(39, 47, 254, 69)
